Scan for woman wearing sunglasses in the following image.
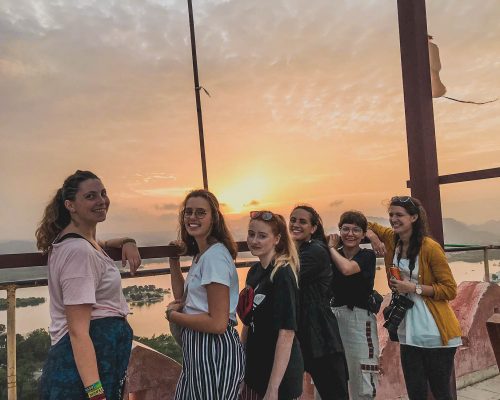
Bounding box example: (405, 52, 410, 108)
(165, 189, 245, 400)
(327, 211, 379, 399)
(289, 205, 349, 400)
(239, 211, 303, 400)
(366, 196, 461, 400)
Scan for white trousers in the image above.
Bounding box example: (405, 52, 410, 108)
(316, 306, 380, 400)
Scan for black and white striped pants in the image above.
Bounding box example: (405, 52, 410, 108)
(175, 323, 245, 400)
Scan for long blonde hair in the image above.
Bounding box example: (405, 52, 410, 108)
(250, 212, 300, 284)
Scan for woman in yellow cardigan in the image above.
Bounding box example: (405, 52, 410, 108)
(366, 196, 461, 400)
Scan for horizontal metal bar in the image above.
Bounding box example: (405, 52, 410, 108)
(0, 242, 251, 269)
(0, 260, 255, 290)
(407, 167, 500, 187)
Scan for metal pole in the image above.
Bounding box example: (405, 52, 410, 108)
(187, 0, 209, 190)
(7, 285, 17, 400)
(484, 248, 490, 282)
(397, 0, 444, 246)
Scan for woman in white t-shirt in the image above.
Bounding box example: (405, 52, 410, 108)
(166, 189, 245, 400)
(36, 170, 141, 400)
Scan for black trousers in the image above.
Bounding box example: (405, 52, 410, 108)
(307, 352, 349, 400)
(400, 345, 457, 400)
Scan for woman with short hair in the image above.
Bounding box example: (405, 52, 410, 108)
(328, 210, 379, 399)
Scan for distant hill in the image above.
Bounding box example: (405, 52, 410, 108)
(0, 240, 37, 254)
(364, 217, 500, 245)
(470, 220, 500, 237)
(1, 217, 499, 256)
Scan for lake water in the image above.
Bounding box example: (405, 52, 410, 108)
(1, 259, 499, 337)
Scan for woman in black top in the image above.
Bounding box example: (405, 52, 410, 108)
(327, 211, 379, 399)
(240, 211, 304, 400)
(289, 205, 348, 400)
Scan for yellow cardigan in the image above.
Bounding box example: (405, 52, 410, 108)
(368, 222, 462, 346)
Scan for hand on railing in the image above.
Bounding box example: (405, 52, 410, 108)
(121, 240, 141, 276)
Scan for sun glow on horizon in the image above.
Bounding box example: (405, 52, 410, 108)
(216, 175, 270, 214)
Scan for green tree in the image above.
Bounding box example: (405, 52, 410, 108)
(133, 334, 182, 364)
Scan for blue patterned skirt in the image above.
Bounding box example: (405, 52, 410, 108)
(39, 317, 133, 400)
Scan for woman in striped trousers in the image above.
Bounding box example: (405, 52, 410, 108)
(166, 189, 245, 400)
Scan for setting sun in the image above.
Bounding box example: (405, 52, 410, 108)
(216, 176, 270, 214)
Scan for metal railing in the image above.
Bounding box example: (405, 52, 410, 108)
(0, 242, 499, 400)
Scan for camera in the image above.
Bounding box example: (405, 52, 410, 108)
(383, 294, 414, 333)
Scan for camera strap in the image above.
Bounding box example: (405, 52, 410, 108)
(396, 241, 416, 282)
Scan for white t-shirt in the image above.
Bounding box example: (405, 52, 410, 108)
(48, 237, 129, 345)
(183, 243, 239, 323)
(394, 255, 461, 348)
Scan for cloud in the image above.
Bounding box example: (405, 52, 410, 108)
(244, 199, 260, 207)
(329, 200, 344, 208)
(155, 203, 179, 211)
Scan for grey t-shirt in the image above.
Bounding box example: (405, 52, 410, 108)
(183, 243, 239, 322)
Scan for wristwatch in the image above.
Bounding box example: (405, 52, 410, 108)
(415, 284, 423, 295)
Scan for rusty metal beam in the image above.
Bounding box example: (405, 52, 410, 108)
(7, 285, 17, 400)
(397, 0, 444, 246)
(0, 242, 251, 269)
(407, 167, 500, 187)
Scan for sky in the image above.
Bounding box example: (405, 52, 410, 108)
(1, 0, 499, 243)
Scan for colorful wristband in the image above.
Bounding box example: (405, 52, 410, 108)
(85, 381, 105, 399)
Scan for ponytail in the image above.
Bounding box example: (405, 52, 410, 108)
(35, 170, 99, 253)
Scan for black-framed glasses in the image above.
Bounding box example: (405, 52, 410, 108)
(391, 196, 417, 208)
(184, 208, 208, 219)
(250, 211, 274, 221)
(340, 226, 364, 235)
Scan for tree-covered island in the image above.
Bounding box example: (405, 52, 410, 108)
(0, 297, 46, 311)
(123, 285, 170, 306)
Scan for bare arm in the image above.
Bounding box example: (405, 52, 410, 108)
(365, 229, 386, 257)
(168, 283, 229, 334)
(65, 304, 100, 387)
(264, 329, 295, 400)
(390, 277, 435, 297)
(241, 325, 249, 346)
(169, 257, 185, 300)
(327, 234, 361, 276)
(99, 237, 141, 275)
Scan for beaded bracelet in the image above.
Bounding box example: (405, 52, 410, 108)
(85, 381, 106, 399)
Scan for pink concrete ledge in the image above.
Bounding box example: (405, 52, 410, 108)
(124, 341, 182, 400)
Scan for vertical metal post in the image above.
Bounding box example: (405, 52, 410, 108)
(7, 285, 17, 400)
(187, 0, 209, 190)
(397, 0, 444, 246)
(484, 248, 490, 282)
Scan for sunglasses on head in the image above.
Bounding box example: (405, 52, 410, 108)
(250, 211, 274, 221)
(391, 196, 417, 208)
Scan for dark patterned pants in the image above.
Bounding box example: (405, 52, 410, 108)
(39, 317, 133, 400)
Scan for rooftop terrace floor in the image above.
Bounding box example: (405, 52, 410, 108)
(458, 374, 500, 400)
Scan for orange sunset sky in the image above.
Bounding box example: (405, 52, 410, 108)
(1, 0, 499, 243)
